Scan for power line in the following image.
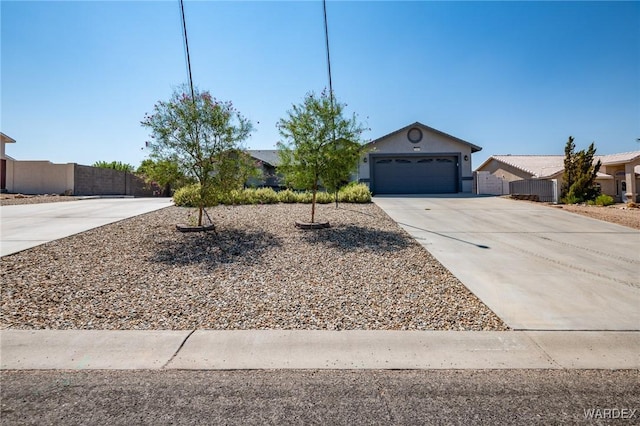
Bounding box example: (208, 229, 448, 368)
(322, 0, 334, 105)
(179, 0, 195, 100)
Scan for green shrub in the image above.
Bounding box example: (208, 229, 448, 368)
(173, 183, 217, 207)
(174, 183, 372, 207)
(594, 194, 615, 206)
(295, 191, 314, 203)
(561, 194, 581, 205)
(338, 183, 372, 203)
(253, 187, 279, 204)
(277, 189, 298, 203)
(315, 191, 333, 204)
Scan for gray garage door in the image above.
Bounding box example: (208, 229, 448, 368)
(372, 156, 459, 194)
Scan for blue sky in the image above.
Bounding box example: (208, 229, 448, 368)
(2, 1, 639, 169)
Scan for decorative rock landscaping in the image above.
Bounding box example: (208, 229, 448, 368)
(0, 203, 508, 331)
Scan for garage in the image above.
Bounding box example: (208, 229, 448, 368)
(372, 155, 459, 194)
(358, 122, 481, 194)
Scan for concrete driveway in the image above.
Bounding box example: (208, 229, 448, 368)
(374, 195, 640, 331)
(0, 198, 172, 257)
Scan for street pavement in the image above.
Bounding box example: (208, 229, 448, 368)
(2, 370, 638, 425)
(0, 197, 172, 256)
(373, 195, 640, 331)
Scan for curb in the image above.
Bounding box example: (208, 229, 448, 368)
(1, 330, 638, 370)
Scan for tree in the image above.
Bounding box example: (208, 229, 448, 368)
(561, 136, 601, 203)
(136, 159, 191, 196)
(277, 90, 366, 223)
(141, 86, 253, 226)
(93, 161, 134, 172)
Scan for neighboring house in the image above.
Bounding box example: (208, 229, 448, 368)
(1, 132, 16, 193)
(247, 149, 284, 189)
(475, 152, 640, 202)
(0, 134, 155, 196)
(247, 122, 482, 194)
(359, 122, 481, 194)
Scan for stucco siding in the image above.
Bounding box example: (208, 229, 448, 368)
(359, 126, 475, 187)
(6, 161, 75, 194)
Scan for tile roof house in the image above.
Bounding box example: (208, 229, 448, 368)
(476, 151, 640, 202)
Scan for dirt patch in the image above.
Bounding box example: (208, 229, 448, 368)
(551, 204, 640, 230)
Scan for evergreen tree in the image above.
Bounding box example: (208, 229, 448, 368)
(561, 137, 601, 203)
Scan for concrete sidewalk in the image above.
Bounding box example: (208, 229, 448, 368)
(1, 330, 638, 370)
(0, 197, 172, 256)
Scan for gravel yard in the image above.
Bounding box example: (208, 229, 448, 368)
(0, 194, 80, 206)
(0, 203, 507, 331)
(553, 203, 640, 230)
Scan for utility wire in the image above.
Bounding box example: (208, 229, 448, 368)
(179, 0, 196, 101)
(323, 0, 340, 207)
(322, 0, 334, 105)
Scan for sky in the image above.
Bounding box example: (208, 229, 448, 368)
(2, 0, 639, 169)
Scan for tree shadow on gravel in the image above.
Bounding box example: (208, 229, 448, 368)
(300, 224, 412, 252)
(149, 228, 282, 270)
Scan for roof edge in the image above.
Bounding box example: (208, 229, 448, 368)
(1, 132, 16, 144)
(367, 122, 482, 153)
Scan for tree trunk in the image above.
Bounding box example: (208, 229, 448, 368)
(311, 184, 317, 223)
(198, 181, 206, 226)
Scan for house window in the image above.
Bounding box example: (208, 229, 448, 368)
(407, 127, 423, 143)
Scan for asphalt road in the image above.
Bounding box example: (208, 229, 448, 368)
(2, 370, 638, 425)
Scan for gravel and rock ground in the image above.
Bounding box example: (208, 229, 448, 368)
(0, 203, 508, 331)
(551, 203, 640, 230)
(0, 193, 80, 206)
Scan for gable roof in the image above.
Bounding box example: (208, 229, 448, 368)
(367, 121, 482, 153)
(1, 133, 16, 144)
(483, 155, 565, 178)
(247, 149, 281, 167)
(477, 151, 640, 178)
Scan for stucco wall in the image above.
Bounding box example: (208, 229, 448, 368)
(5, 161, 75, 194)
(359, 126, 475, 189)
